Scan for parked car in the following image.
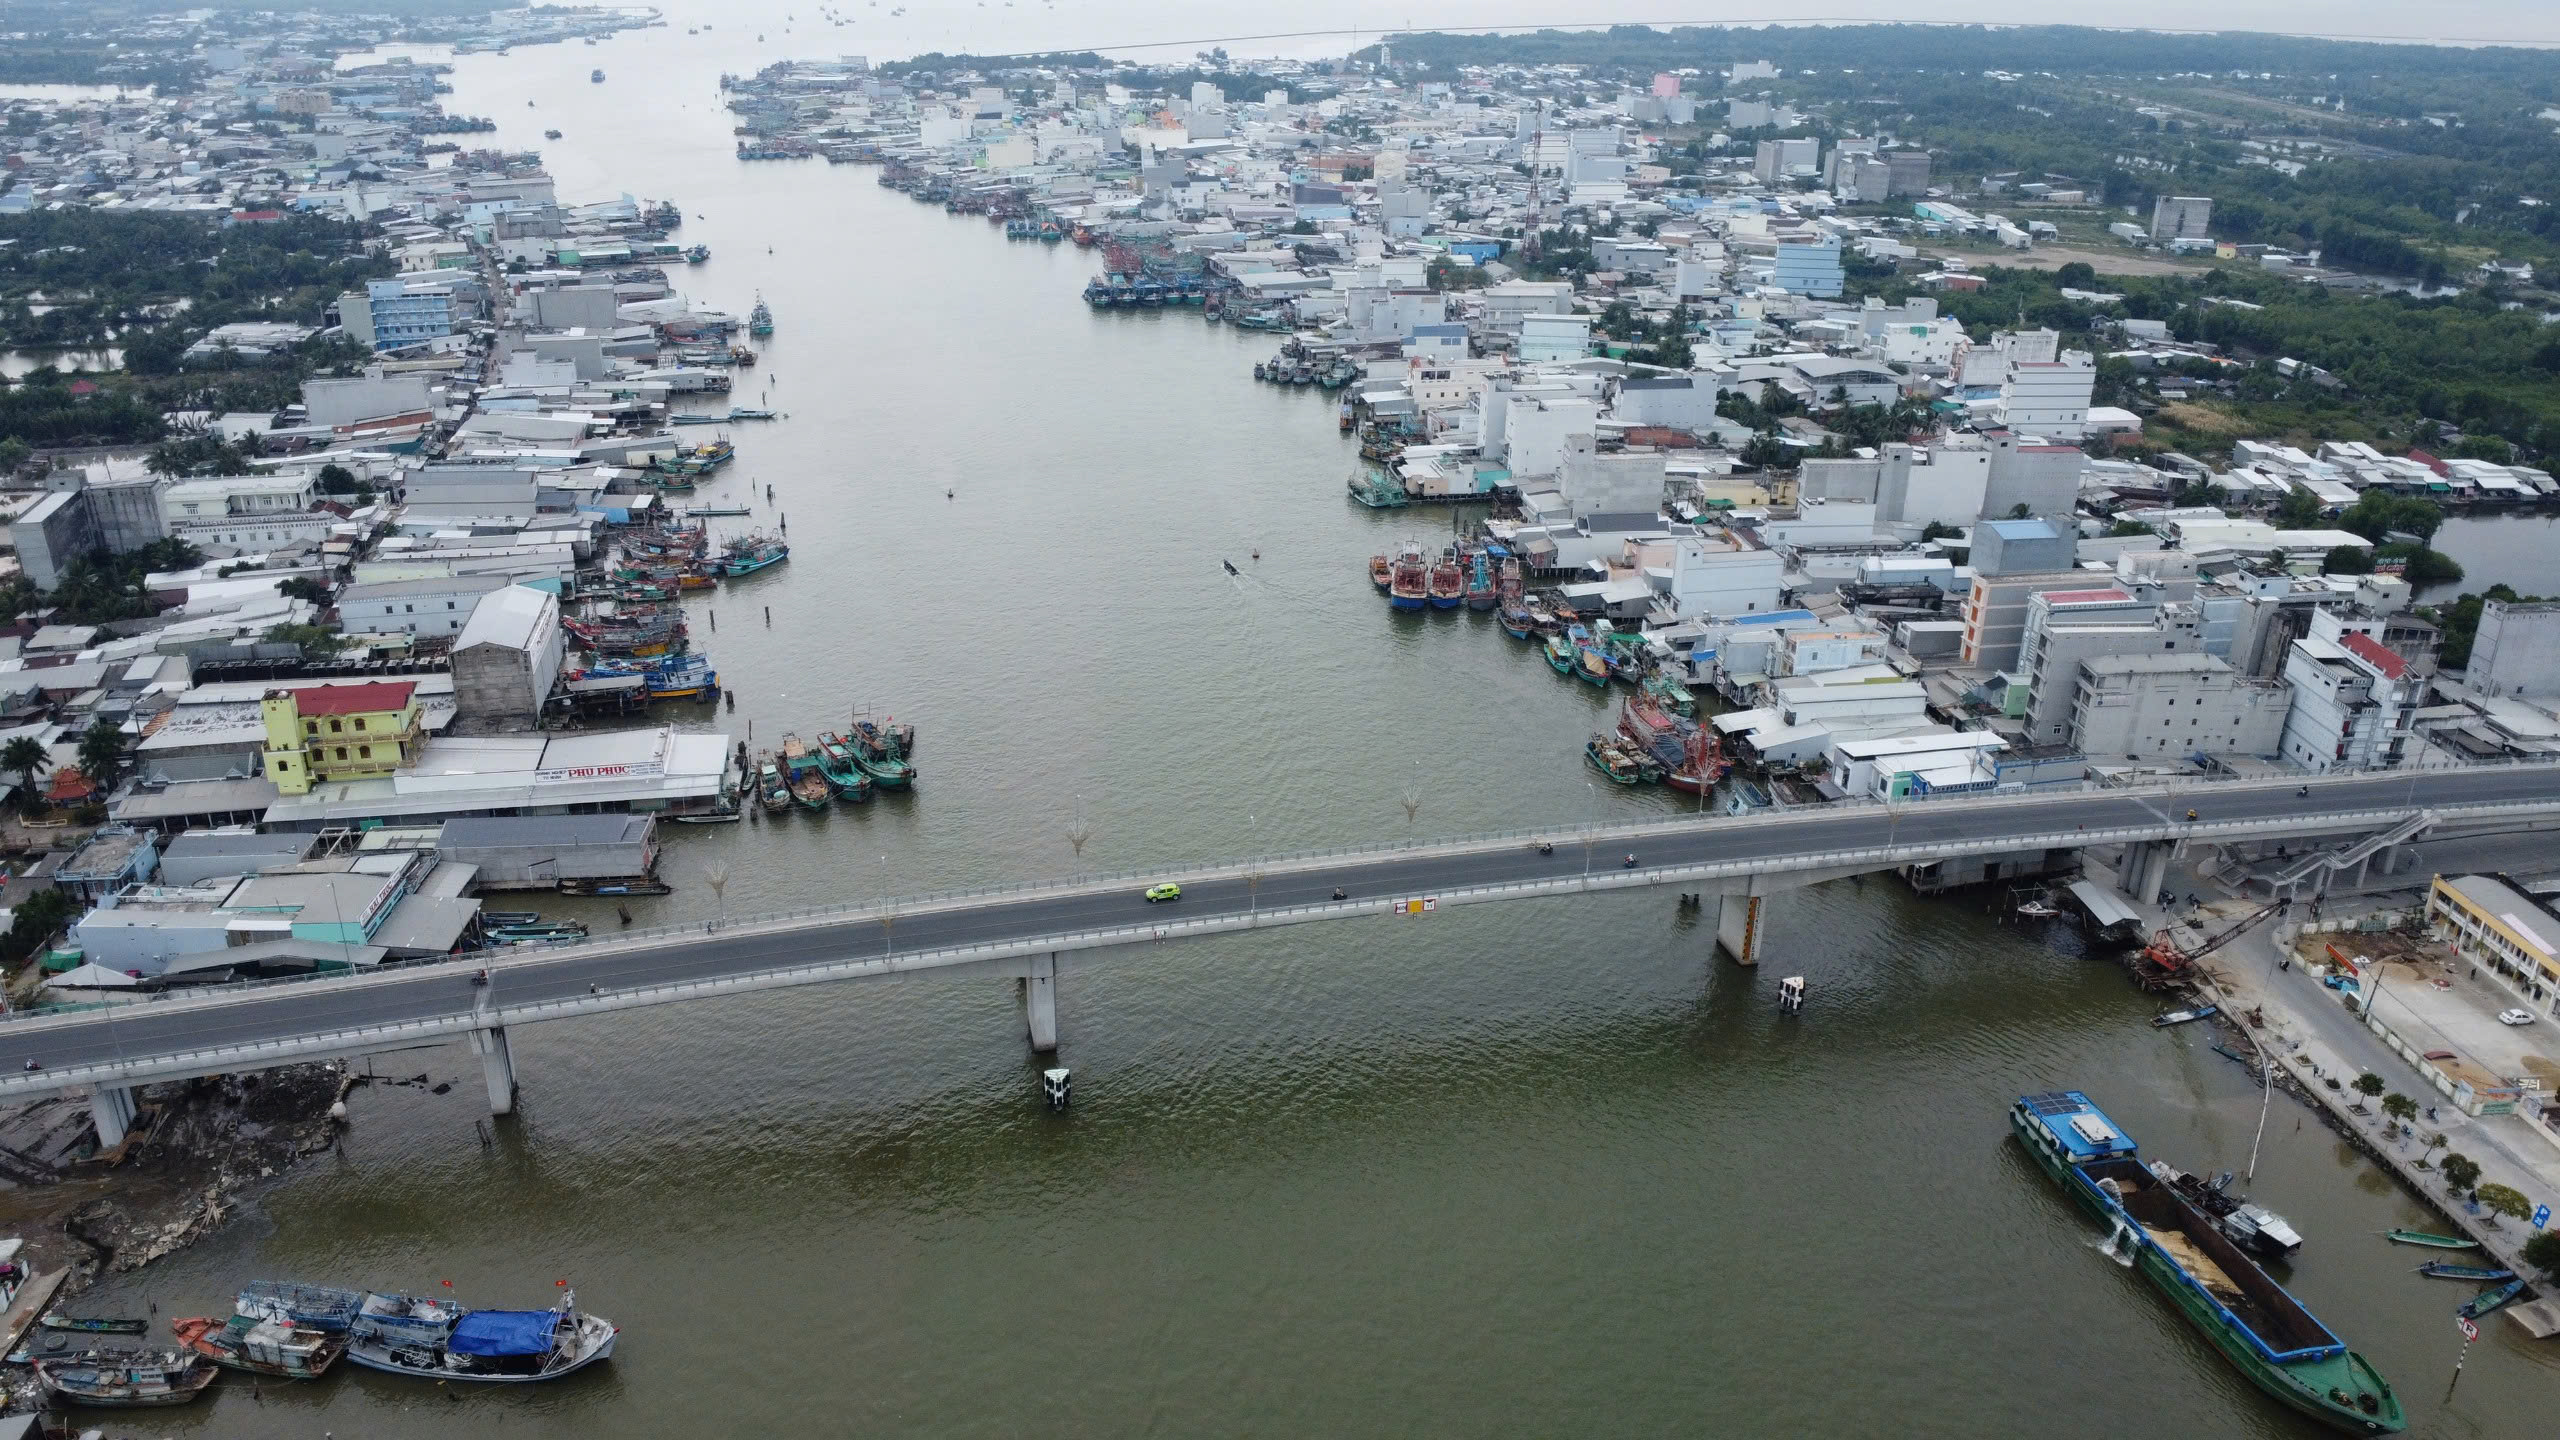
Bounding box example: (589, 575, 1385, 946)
(2498, 1008, 2537, 1027)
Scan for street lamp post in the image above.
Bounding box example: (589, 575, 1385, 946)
(1583, 780, 1598, 878)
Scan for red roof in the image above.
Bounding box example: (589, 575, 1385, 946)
(2341, 631, 2408, 680)
(286, 681, 416, 717)
(2405, 448, 2449, 477)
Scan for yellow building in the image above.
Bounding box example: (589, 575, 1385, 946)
(260, 682, 426, 796)
(2427, 873, 2560, 1016)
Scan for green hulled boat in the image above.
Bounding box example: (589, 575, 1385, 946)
(1585, 736, 1644, 785)
(779, 735, 832, 811)
(1543, 632, 1577, 676)
(814, 732, 875, 802)
(2382, 1229, 2478, 1250)
(849, 719, 915, 788)
(2012, 1093, 2403, 1435)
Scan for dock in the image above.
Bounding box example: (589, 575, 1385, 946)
(0, 1267, 69, 1358)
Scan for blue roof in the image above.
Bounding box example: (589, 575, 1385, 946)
(2018, 1091, 2136, 1161)
(1732, 608, 1817, 628)
(447, 1309, 556, 1357)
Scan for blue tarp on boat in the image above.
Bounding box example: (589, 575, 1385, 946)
(447, 1310, 555, 1357)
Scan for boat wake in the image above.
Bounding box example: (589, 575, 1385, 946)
(2092, 1224, 2139, 1269)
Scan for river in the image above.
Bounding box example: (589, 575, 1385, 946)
(20, 18, 2560, 1436)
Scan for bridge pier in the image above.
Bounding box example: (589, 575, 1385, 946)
(89, 1083, 138, 1149)
(470, 1026, 517, 1115)
(1020, 952, 1058, 1053)
(1716, 891, 1766, 966)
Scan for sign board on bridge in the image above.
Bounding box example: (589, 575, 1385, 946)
(1395, 897, 1439, 915)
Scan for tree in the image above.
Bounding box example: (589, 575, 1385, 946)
(0, 736, 46, 816)
(2276, 484, 2325, 530)
(2324, 545, 2375, 575)
(75, 717, 127, 793)
(263, 622, 344, 657)
(2440, 1152, 2483, 1197)
(0, 887, 75, 965)
(1920, 520, 1965, 543)
(314, 462, 362, 494)
(2523, 1229, 2560, 1279)
(0, 436, 29, 474)
(2007, 503, 2033, 519)
(2476, 1182, 2532, 1228)
(2106, 520, 2155, 538)
(2352, 1072, 2386, 1101)
(277, 577, 333, 604)
(2381, 1092, 2418, 1131)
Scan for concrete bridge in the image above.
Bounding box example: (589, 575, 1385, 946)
(10, 763, 2560, 1146)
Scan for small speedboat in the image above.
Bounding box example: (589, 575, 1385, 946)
(2150, 1005, 2217, 1028)
(43, 1315, 148, 1335)
(2015, 900, 2060, 918)
(2416, 1261, 2514, 1281)
(2384, 1229, 2480, 1250)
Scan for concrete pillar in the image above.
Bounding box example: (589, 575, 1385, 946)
(1716, 892, 1767, 966)
(89, 1084, 138, 1150)
(470, 1026, 517, 1115)
(1022, 952, 1058, 1053)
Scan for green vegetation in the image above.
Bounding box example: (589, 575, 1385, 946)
(2523, 1229, 2560, 1279)
(1, 209, 386, 354)
(74, 716, 127, 793)
(264, 622, 345, 658)
(2439, 1152, 2482, 1196)
(2352, 1072, 2386, 1099)
(0, 888, 75, 966)
(2477, 1182, 2533, 1227)
(2323, 545, 2374, 575)
(44, 537, 200, 626)
(2428, 586, 2550, 672)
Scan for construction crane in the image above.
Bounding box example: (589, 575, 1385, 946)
(2132, 900, 2287, 991)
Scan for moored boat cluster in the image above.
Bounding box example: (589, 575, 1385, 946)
(14, 1280, 614, 1411)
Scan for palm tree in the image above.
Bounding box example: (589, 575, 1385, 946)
(1, 737, 46, 815)
(76, 719, 127, 795)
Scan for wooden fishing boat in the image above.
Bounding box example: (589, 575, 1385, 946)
(2152, 1006, 2219, 1028)
(848, 720, 916, 788)
(1545, 629, 1580, 676)
(2415, 1262, 2514, 1281)
(1368, 554, 1393, 591)
(1584, 736, 1645, 786)
(1388, 544, 1429, 610)
(2013, 1092, 2403, 1435)
(780, 735, 832, 810)
(556, 879, 672, 897)
(754, 756, 791, 813)
(36, 1350, 218, 1407)
(171, 1315, 345, 1379)
(1462, 550, 1498, 611)
(2383, 1229, 2478, 1250)
(1426, 553, 1465, 609)
(815, 732, 876, 802)
(43, 1316, 147, 1335)
(2458, 1278, 2527, 1320)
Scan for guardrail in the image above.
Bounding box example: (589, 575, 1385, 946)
(5, 770, 2556, 1041)
(9, 786, 2560, 1091)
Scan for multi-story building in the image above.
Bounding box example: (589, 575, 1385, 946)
(2277, 630, 2425, 772)
(2069, 652, 2292, 762)
(260, 681, 428, 796)
(2469, 599, 2560, 698)
(1772, 236, 1844, 297)
(1884, 150, 1933, 197)
(337, 574, 514, 638)
(1751, 137, 1819, 183)
(1994, 331, 2097, 439)
(8, 489, 105, 589)
(2428, 873, 2560, 1018)
(355, 276, 464, 351)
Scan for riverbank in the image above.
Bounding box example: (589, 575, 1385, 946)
(0, 1062, 348, 1296)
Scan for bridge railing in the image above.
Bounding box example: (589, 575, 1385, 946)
(5, 763, 2556, 1030)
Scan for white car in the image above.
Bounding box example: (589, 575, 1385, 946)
(2498, 1008, 2537, 1027)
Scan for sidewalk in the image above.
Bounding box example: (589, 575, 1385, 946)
(2132, 841, 2560, 1300)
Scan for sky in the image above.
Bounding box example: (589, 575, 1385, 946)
(707, 0, 2560, 62)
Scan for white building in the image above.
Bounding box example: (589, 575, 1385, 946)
(1995, 331, 2097, 439)
(2278, 630, 2423, 773)
(338, 574, 514, 638)
(1663, 533, 1783, 618)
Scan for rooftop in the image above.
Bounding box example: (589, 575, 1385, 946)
(2341, 631, 2410, 681)
(275, 680, 416, 717)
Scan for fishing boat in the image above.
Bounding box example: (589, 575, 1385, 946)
(1584, 735, 1645, 785)
(43, 1316, 147, 1335)
(2383, 1229, 2479, 1250)
(1574, 630, 1613, 688)
(2016, 900, 2062, 918)
(2153, 1161, 2304, 1261)
(555, 879, 672, 898)
(814, 732, 876, 801)
(481, 911, 542, 928)
(235, 1282, 365, 1333)
(2458, 1278, 2527, 1320)
(2011, 1092, 2403, 1434)
(1462, 550, 1498, 611)
(780, 736, 832, 810)
(2415, 1262, 2514, 1281)
(35, 1350, 218, 1407)
(543, 128, 562, 140)
(344, 1291, 616, 1383)
(591, 68, 605, 82)
(1388, 544, 1429, 611)
(1347, 469, 1409, 509)
(1499, 599, 1537, 640)
(1427, 552, 1465, 609)
(755, 756, 791, 813)
(171, 1315, 346, 1379)
(747, 295, 774, 337)
(1367, 554, 1394, 591)
(714, 535, 788, 578)
(1546, 627, 1583, 676)
(848, 719, 916, 788)
(2152, 1005, 2219, 1028)
(724, 407, 778, 421)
